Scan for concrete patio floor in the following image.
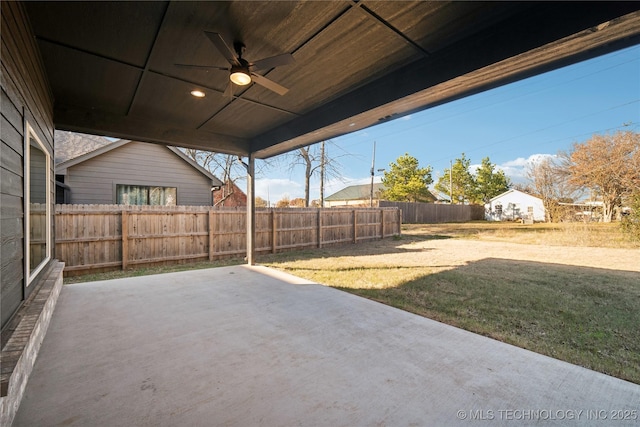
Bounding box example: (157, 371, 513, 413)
(14, 265, 640, 426)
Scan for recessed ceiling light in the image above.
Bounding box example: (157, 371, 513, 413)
(190, 90, 206, 98)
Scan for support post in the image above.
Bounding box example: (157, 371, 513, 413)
(121, 210, 128, 270)
(317, 209, 322, 248)
(246, 154, 256, 265)
(380, 209, 384, 239)
(271, 209, 277, 254)
(208, 209, 215, 261)
(353, 209, 357, 244)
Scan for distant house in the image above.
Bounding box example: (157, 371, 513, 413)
(324, 183, 385, 207)
(324, 183, 437, 207)
(485, 189, 545, 222)
(55, 135, 222, 206)
(214, 180, 247, 207)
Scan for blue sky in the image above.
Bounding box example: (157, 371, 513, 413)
(255, 44, 639, 204)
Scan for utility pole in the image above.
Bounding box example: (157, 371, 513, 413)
(449, 159, 453, 204)
(370, 141, 376, 208)
(320, 140, 325, 208)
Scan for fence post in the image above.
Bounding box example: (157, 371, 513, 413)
(317, 209, 322, 248)
(380, 209, 384, 239)
(121, 210, 128, 270)
(398, 209, 402, 235)
(353, 209, 357, 243)
(272, 209, 277, 254)
(208, 210, 215, 261)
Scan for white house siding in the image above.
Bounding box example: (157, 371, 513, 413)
(64, 142, 213, 205)
(485, 189, 545, 222)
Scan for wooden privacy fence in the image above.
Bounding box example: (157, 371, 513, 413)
(55, 205, 401, 276)
(379, 201, 485, 224)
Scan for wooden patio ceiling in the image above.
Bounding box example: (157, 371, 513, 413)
(25, 1, 640, 159)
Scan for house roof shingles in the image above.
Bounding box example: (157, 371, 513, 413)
(325, 183, 385, 201)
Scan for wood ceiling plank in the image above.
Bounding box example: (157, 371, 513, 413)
(37, 40, 141, 115)
(148, 2, 345, 89)
(25, 1, 167, 67)
(200, 98, 293, 139)
(128, 72, 229, 129)
(255, 6, 419, 114)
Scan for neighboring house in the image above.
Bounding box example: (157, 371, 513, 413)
(214, 180, 247, 207)
(55, 137, 223, 206)
(325, 183, 437, 207)
(325, 183, 386, 207)
(54, 130, 112, 164)
(485, 189, 545, 222)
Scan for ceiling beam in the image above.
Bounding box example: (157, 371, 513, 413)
(251, 5, 640, 158)
(54, 104, 250, 155)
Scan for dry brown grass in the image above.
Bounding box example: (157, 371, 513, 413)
(407, 221, 639, 249)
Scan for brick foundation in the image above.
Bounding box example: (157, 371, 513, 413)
(1, 261, 64, 426)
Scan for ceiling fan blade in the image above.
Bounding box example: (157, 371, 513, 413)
(250, 73, 289, 96)
(174, 63, 228, 71)
(204, 31, 240, 66)
(251, 53, 295, 71)
(224, 81, 233, 98)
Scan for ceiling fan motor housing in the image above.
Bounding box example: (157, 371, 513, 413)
(230, 58, 251, 85)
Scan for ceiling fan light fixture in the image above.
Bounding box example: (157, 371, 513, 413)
(230, 66, 251, 86)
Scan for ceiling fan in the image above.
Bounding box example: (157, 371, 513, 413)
(176, 31, 294, 97)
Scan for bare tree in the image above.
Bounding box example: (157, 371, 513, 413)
(565, 131, 639, 222)
(286, 140, 346, 207)
(181, 149, 274, 207)
(526, 156, 579, 222)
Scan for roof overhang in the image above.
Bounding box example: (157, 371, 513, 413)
(24, 1, 640, 159)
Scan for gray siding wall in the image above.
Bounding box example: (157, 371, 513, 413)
(66, 142, 213, 206)
(1, 1, 55, 328)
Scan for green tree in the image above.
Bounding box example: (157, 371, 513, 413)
(381, 153, 433, 202)
(473, 157, 511, 204)
(435, 153, 474, 204)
